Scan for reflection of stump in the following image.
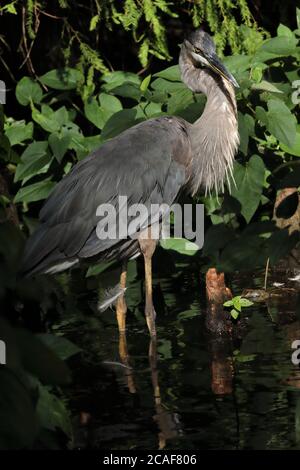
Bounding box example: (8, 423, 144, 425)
(211, 359, 233, 395)
(205, 268, 232, 335)
(210, 339, 233, 396)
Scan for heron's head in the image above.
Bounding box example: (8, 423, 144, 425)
(183, 29, 239, 88)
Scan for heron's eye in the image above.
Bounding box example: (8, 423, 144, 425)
(194, 47, 202, 54)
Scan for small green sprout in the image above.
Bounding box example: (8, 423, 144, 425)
(223, 296, 254, 320)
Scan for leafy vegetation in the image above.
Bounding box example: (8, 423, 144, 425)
(0, 3, 300, 451)
(0, 317, 79, 449)
(224, 296, 254, 319)
(1, 0, 266, 80)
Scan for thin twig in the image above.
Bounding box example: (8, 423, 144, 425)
(264, 257, 270, 291)
(21, 6, 36, 77)
(0, 56, 16, 82)
(37, 9, 65, 20)
(19, 39, 36, 70)
(21, 6, 48, 91)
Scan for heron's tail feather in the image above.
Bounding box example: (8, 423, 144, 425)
(19, 225, 66, 277)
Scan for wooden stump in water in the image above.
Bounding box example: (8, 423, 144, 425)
(206, 268, 232, 303)
(205, 268, 232, 335)
(205, 269, 234, 392)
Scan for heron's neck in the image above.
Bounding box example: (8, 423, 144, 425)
(180, 55, 239, 195)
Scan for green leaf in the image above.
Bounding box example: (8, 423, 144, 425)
(223, 55, 251, 74)
(86, 261, 115, 278)
(14, 179, 55, 203)
(109, 83, 142, 101)
(266, 99, 297, 147)
(48, 133, 71, 162)
(134, 101, 162, 119)
(84, 97, 107, 129)
(256, 105, 268, 125)
(99, 93, 122, 114)
(157, 339, 172, 360)
(260, 36, 298, 56)
(89, 14, 99, 31)
(40, 68, 84, 90)
(140, 74, 152, 92)
(230, 309, 239, 320)
(238, 112, 250, 155)
(230, 155, 266, 223)
(5, 120, 33, 146)
(297, 7, 300, 30)
(267, 228, 299, 265)
(239, 298, 254, 307)
(225, 296, 253, 311)
(203, 224, 235, 257)
(102, 71, 140, 91)
(2, 2, 17, 14)
(151, 78, 185, 93)
(160, 237, 200, 256)
(84, 94, 122, 130)
(16, 77, 43, 106)
(38, 334, 81, 361)
(101, 109, 138, 140)
(32, 105, 60, 133)
(251, 66, 263, 83)
(154, 65, 181, 81)
(177, 309, 198, 321)
(232, 296, 242, 312)
(235, 353, 256, 363)
(167, 88, 194, 114)
(16, 329, 71, 385)
(251, 81, 283, 93)
(36, 385, 72, 437)
(14, 141, 49, 183)
(280, 125, 300, 157)
(277, 24, 294, 38)
(0, 368, 39, 449)
(219, 233, 267, 272)
(54, 106, 70, 127)
(82, 134, 102, 153)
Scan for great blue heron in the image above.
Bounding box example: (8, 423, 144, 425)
(20, 29, 239, 337)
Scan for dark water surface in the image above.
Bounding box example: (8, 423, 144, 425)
(53, 260, 300, 450)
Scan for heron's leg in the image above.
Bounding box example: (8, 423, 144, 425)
(138, 236, 157, 337)
(116, 260, 127, 333)
(149, 339, 180, 449)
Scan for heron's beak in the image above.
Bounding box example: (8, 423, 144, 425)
(205, 52, 239, 88)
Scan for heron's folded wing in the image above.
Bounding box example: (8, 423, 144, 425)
(21, 117, 189, 273)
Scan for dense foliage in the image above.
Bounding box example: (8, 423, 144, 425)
(1, 0, 296, 89)
(0, 0, 263, 70)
